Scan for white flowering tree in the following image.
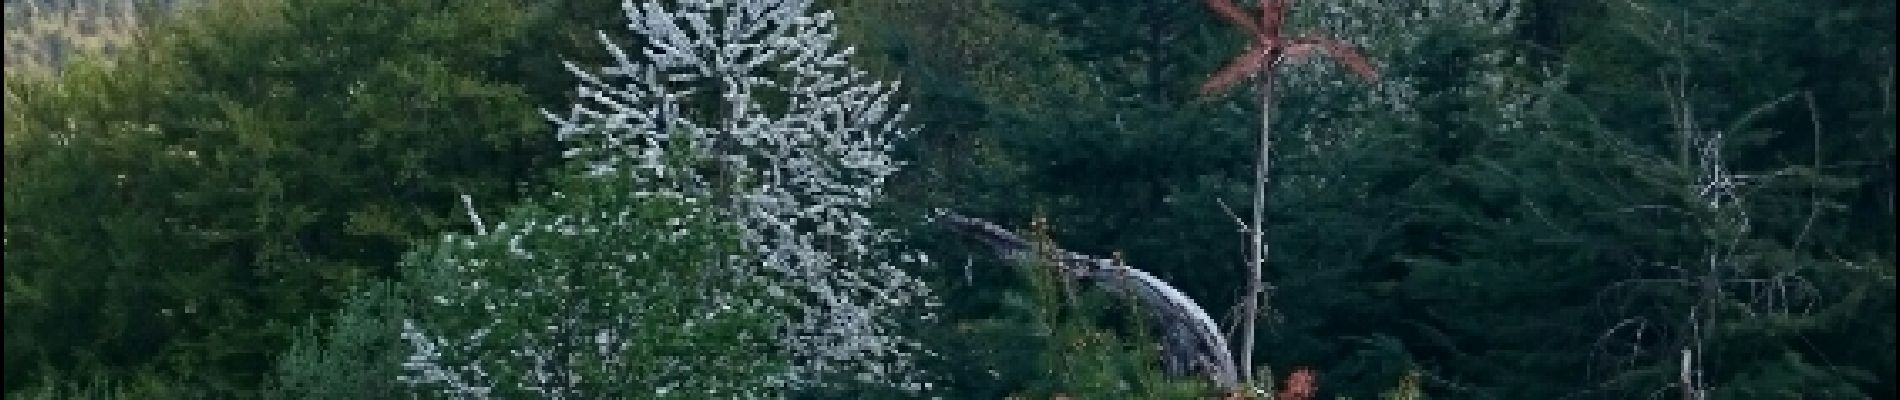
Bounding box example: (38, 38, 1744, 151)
(542, 0, 932, 391)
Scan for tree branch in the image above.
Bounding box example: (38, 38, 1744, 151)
(935, 210, 1241, 391)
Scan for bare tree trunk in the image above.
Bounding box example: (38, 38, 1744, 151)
(1239, 75, 1276, 385)
(1680, 348, 1697, 400)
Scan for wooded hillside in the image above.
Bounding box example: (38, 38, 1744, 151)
(5, 0, 1892, 398)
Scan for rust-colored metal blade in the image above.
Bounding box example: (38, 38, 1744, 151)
(1260, 0, 1288, 37)
(1205, 0, 1262, 37)
(1200, 46, 1273, 97)
(1289, 36, 1379, 82)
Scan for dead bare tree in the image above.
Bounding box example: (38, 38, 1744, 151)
(1588, 20, 1826, 396)
(1199, 0, 1379, 387)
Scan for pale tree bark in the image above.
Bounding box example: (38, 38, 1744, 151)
(937, 210, 1242, 391)
(1240, 75, 1275, 385)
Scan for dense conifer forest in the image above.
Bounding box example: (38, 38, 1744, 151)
(5, 0, 1893, 398)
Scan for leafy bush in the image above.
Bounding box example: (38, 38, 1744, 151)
(268, 172, 788, 399)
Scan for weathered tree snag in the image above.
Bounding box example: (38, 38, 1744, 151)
(936, 210, 1241, 391)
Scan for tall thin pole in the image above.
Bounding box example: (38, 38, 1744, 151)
(1200, 2, 1377, 391)
(1239, 73, 1275, 386)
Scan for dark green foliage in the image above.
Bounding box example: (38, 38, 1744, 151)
(840, 0, 1892, 397)
(266, 171, 787, 399)
(837, 0, 1541, 396)
(4, 0, 628, 396)
(263, 281, 410, 400)
(400, 173, 785, 398)
(4, 0, 1892, 397)
(1518, 0, 1895, 397)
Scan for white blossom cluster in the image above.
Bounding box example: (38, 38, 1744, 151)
(543, 0, 932, 391)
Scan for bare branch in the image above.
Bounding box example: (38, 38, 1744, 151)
(937, 210, 1241, 391)
(1216, 198, 1251, 233)
(1792, 91, 1821, 249)
(459, 192, 486, 236)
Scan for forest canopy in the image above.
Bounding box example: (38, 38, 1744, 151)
(4, 0, 1893, 398)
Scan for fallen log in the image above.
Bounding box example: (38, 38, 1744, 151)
(935, 210, 1240, 391)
